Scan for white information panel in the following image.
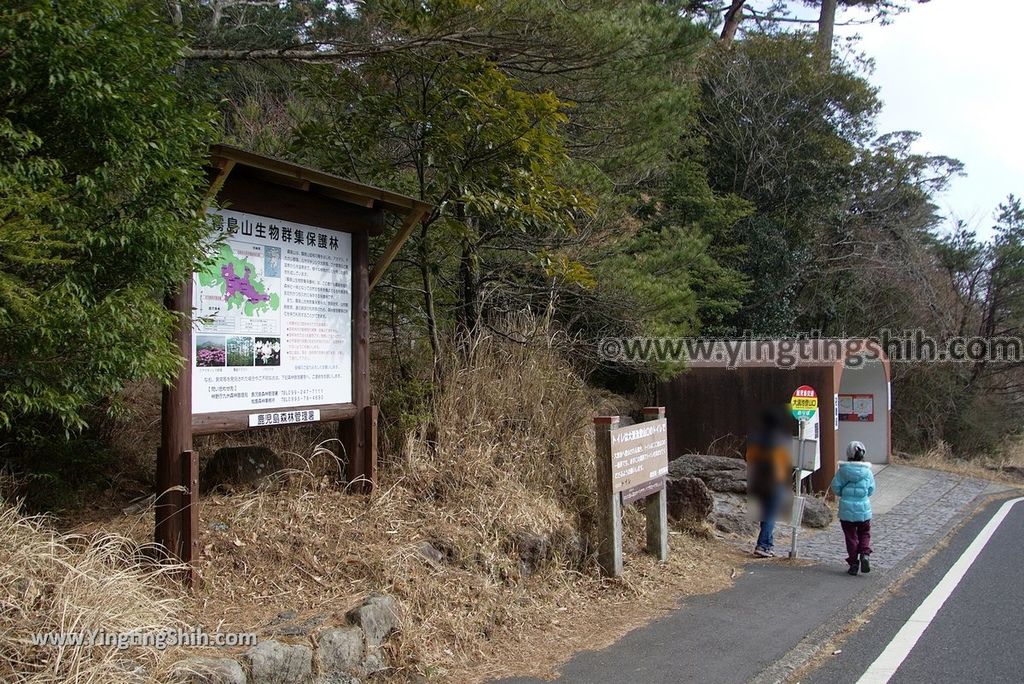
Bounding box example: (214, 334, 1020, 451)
(791, 410, 821, 476)
(191, 209, 352, 415)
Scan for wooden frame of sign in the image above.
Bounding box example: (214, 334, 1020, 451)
(156, 145, 431, 574)
(593, 407, 670, 577)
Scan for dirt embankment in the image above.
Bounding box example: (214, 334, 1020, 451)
(4, 329, 745, 682)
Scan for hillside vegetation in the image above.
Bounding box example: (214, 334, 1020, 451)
(2, 0, 1023, 680)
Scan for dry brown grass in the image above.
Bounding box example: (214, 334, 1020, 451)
(0, 500, 186, 683)
(894, 439, 1024, 487)
(39, 320, 739, 682)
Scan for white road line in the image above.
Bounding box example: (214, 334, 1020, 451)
(856, 496, 1024, 684)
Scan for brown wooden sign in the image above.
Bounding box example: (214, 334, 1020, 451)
(155, 145, 430, 573)
(594, 408, 670, 577)
(622, 475, 667, 505)
(610, 418, 669, 494)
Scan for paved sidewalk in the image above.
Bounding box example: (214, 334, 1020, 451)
(493, 465, 1010, 684)
(792, 465, 994, 569)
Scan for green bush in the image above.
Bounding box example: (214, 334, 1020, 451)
(0, 0, 215, 433)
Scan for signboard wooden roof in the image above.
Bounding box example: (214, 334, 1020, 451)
(207, 144, 432, 290)
(155, 146, 432, 571)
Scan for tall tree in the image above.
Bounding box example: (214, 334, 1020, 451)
(721, 0, 748, 42)
(0, 0, 214, 433)
(805, 0, 930, 67)
(697, 33, 879, 333)
(815, 0, 839, 66)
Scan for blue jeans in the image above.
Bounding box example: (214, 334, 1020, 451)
(756, 488, 783, 550)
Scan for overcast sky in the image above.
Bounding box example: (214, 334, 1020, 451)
(750, 0, 1024, 238)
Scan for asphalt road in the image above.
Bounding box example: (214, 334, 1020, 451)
(496, 560, 888, 684)
(493, 487, 1020, 684)
(805, 494, 1024, 684)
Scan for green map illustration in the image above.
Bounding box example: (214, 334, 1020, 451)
(198, 244, 281, 316)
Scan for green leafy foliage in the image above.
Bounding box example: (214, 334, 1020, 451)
(698, 33, 880, 333)
(0, 0, 214, 432)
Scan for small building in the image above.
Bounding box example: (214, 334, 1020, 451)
(657, 339, 891, 492)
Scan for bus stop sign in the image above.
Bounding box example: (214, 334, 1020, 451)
(790, 385, 818, 421)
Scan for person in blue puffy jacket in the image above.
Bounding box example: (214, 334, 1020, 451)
(831, 441, 875, 575)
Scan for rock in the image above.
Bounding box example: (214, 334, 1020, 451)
(708, 493, 759, 536)
(413, 540, 444, 564)
(316, 675, 360, 684)
(665, 476, 714, 527)
(272, 614, 326, 637)
(173, 657, 246, 684)
(201, 446, 283, 494)
(801, 496, 834, 528)
(243, 640, 312, 684)
(513, 530, 550, 577)
(317, 627, 364, 678)
(345, 594, 401, 647)
(668, 454, 747, 494)
(362, 650, 386, 675)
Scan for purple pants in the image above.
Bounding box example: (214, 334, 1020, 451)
(841, 519, 872, 565)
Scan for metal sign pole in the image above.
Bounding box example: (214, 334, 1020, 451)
(789, 419, 806, 559)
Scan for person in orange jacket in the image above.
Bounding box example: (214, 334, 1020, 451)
(745, 407, 792, 557)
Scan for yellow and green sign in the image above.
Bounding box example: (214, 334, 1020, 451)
(790, 385, 818, 421)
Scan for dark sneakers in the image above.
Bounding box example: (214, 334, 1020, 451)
(847, 563, 859, 576)
(860, 554, 871, 573)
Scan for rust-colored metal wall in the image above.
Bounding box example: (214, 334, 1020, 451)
(658, 367, 839, 493)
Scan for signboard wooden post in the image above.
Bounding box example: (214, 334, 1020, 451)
(594, 407, 670, 576)
(789, 385, 819, 559)
(594, 416, 624, 577)
(641, 407, 669, 562)
(155, 146, 430, 574)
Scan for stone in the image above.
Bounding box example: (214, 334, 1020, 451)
(345, 594, 401, 647)
(317, 627, 364, 678)
(172, 657, 246, 684)
(316, 675, 360, 684)
(513, 530, 551, 577)
(201, 446, 283, 494)
(665, 476, 714, 527)
(413, 540, 444, 564)
(801, 496, 834, 528)
(243, 640, 312, 684)
(362, 650, 386, 675)
(668, 454, 747, 494)
(272, 614, 326, 637)
(709, 493, 759, 536)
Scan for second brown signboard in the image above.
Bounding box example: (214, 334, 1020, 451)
(610, 418, 669, 500)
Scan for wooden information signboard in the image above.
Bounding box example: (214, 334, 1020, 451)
(595, 407, 670, 577)
(156, 146, 430, 576)
(610, 418, 669, 503)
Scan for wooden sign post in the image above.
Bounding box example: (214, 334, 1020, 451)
(594, 406, 670, 577)
(156, 146, 430, 574)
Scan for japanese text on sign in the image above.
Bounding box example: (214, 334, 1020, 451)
(248, 409, 321, 428)
(610, 419, 669, 493)
(790, 385, 818, 420)
(192, 209, 352, 416)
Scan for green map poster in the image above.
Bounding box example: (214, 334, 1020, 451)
(192, 209, 352, 417)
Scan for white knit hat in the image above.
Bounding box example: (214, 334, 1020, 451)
(846, 441, 867, 461)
